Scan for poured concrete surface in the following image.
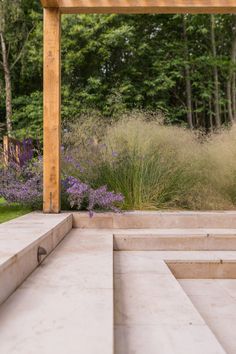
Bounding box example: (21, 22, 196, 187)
(0, 229, 113, 354)
(180, 279, 236, 354)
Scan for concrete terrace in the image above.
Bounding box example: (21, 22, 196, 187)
(1, 211, 236, 353)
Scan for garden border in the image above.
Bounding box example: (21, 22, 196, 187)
(40, 0, 236, 213)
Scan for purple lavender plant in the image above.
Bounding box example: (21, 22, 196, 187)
(88, 185, 124, 215)
(0, 146, 124, 213)
(0, 159, 43, 208)
(63, 176, 89, 209)
(64, 176, 124, 215)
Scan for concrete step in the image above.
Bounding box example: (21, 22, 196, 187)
(179, 279, 236, 354)
(0, 229, 114, 354)
(73, 211, 236, 229)
(114, 251, 226, 354)
(114, 229, 236, 250)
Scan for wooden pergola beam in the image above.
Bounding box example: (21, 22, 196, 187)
(57, 0, 236, 14)
(40, 0, 236, 13)
(43, 8, 61, 213)
(40, 0, 59, 7)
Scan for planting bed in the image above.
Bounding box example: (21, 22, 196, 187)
(1, 211, 236, 353)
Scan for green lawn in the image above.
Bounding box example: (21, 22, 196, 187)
(0, 198, 31, 224)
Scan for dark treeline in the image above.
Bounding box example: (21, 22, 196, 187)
(1, 0, 236, 139)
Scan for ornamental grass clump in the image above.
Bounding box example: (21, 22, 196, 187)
(203, 125, 236, 207)
(62, 113, 107, 183)
(63, 111, 236, 210)
(95, 116, 201, 210)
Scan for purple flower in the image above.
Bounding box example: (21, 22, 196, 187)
(1, 147, 124, 214)
(0, 158, 43, 208)
(112, 151, 118, 157)
(63, 151, 84, 173)
(88, 185, 124, 213)
(64, 176, 89, 209)
(64, 176, 124, 215)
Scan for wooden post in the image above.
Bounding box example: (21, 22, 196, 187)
(43, 8, 61, 213)
(3, 136, 9, 167)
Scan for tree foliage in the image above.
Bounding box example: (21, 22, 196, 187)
(1, 8, 236, 139)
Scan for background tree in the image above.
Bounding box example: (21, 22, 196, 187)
(0, 0, 38, 135)
(1, 10, 236, 140)
(182, 15, 193, 129)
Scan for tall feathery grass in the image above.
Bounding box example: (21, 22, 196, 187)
(97, 118, 199, 209)
(63, 112, 236, 210)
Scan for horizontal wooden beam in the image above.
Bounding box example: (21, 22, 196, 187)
(40, 0, 59, 7)
(56, 0, 236, 14)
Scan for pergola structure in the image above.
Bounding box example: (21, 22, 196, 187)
(40, 0, 236, 213)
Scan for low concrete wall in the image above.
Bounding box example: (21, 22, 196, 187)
(73, 211, 236, 229)
(168, 260, 236, 279)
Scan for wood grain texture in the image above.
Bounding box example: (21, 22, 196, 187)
(40, 0, 59, 7)
(57, 0, 236, 13)
(43, 8, 61, 213)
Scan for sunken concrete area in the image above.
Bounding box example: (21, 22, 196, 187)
(1, 211, 236, 353)
(180, 279, 236, 354)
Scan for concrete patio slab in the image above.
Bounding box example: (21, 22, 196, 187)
(0, 229, 114, 354)
(1, 211, 236, 354)
(115, 324, 225, 354)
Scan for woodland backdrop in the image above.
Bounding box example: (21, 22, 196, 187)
(1, 0, 236, 140)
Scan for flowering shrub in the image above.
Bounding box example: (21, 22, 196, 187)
(0, 159, 43, 208)
(0, 151, 124, 213)
(63, 176, 124, 216)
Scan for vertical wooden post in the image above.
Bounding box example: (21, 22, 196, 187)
(43, 8, 61, 213)
(3, 136, 9, 167)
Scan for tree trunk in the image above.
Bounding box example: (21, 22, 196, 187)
(209, 97, 213, 133)
(228, 15, 236, 121)
(227, 15, 236, 122)
(227, 80, 234, 123)
(195, 100, 200, 128)
(210, 15, 221, 129)
(183, 15, 193, 129)
(0, 31, 12, 135)
(232, 73, 236, 118)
